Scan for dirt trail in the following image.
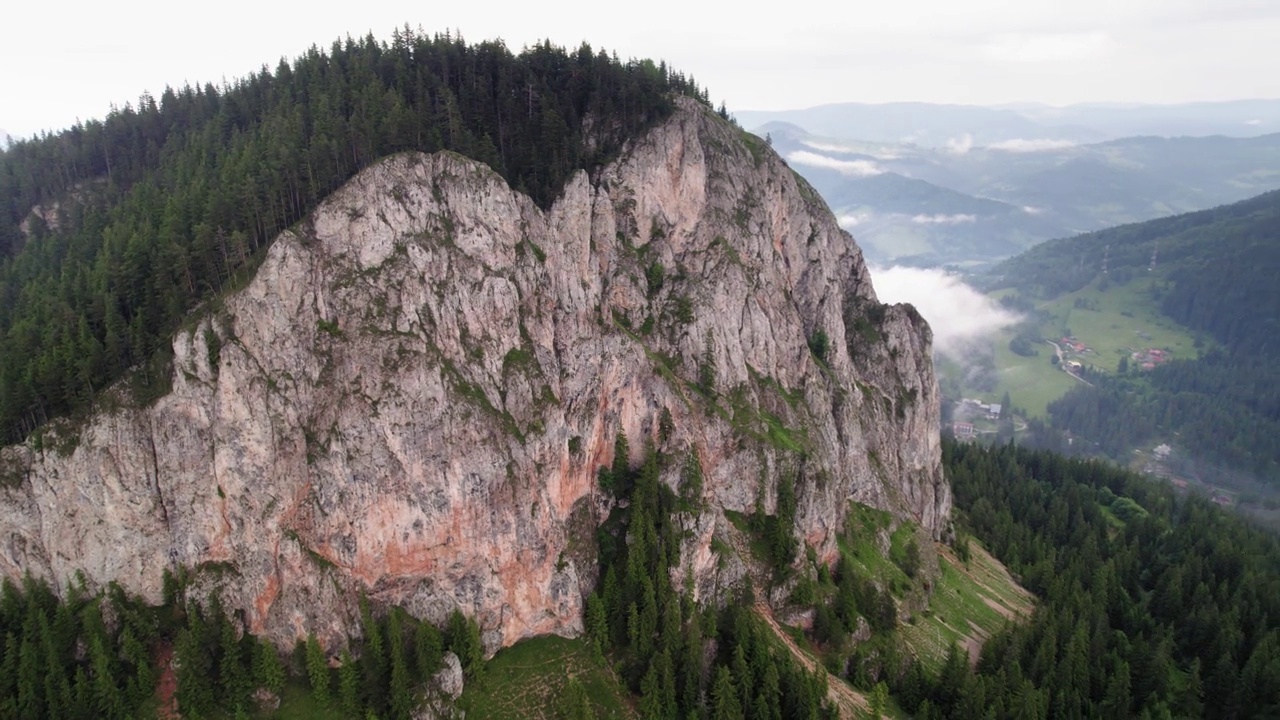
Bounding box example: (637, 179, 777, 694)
(754, 602, 868, 719)
(154, 641, 179, 720)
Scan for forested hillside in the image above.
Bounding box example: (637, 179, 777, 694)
(991, 188, 1280, 339)
(0, 29, 710, 443)
(929, 441, 1280, 718)
(988, 190, 1280, 483)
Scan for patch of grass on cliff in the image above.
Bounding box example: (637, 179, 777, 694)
(723, 508, 774, 564)
(457, 635, 636, 719)
(898, 541, 1034, 672)
(268, 682, 350, 719)
(739, 130, 767, 167)
(837, 503, 910, 596)
(723, 387, 808, 456)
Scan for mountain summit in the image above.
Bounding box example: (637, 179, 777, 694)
(0, 97, 947, 652)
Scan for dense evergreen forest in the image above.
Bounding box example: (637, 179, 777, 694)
(584, 434, 838, 719)
(0, 567, 483, 719)
(1041, 352, 1280, 480)
(988, 189, 1280, 483)
(922, 441, 1280, 719)
(989, 188, 1280, 309)
(0, 578, 155, 719)
(0, 28, 712, 444)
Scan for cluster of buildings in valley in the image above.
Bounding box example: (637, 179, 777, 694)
(1058, 336, 1094, 378)
(1131, 347, 1169, 370)
(950, 398, 1005, 439)
(958, 398, 1002, 419)
(1060, 331, 1172, 374)
(1059, 336, 1091, 354)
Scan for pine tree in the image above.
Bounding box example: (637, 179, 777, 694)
(659, 407, 675, 442)
(390, 619, 413, 720)
(585, 593, 608, 654)
(446, 609, 484, 681)
(339, 649, 362, 717)
(698, 331, 717, 397)
(1101, 658, 1131, 719)
(640, 660, 665, 720)
(175, 625, 213, 716)
(413, 620, 443, 677)
(121, 627, 154, 707)
(1179, 658, 1204, 718)
(305, 633, 330, 704)
(938, 640, 969, 707)
(253, 641, 286, 694)
(869, 681, 889, 718)
(218, 616, 250, 711)
(559, 677, 593, 720)
(679, 450, 703, 510)
(611, 432, 631, 494)
(711, 666, 741, 720)
(678, 623, 703, 715)
(359, 597, 387, 703)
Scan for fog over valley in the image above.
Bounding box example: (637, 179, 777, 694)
(869, 265, 1019, 360)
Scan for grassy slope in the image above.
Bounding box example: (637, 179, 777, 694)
(270, 684, 350, 719)
(983, 274, 1201, 417)
(987, 337, 1077, 419)
(899, 543, 1034, 670)
(457, 635, 636, 720)
(1036, 275, 1199, 368)
(838, 503, 1034, 670)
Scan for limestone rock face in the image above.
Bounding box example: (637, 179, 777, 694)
(0, 98, 948, 653)
(433, 652, 465, 701)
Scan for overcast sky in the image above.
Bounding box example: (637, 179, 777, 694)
(3, 0, 1279, 139)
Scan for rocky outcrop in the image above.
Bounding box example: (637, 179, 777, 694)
(433, 652, 465, 701)
(0, 98, 948, 653)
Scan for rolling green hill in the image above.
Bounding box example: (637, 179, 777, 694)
(983, 189, 1280, 492)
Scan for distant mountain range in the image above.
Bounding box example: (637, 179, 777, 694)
(736, 99, 1280, 147)
(758, 121, 1280, 267)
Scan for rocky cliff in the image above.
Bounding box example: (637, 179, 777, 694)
(0, 98, 948, 653)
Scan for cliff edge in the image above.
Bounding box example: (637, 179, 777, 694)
(0, 98, 948, 652)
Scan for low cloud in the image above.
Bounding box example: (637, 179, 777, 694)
(837, 213, 870, 229)
(945, 134, 974, 155)
(1021, 205, 1044, 215)
(910, 213, 976, 225)
(870, 266, 1019, 359)
(786, 150, 884, 177)
(1245, 119, 1263, 126)
(988, 138, 1077, 152)
(801, 139, 854, 153)
(802, 139, 901, 160)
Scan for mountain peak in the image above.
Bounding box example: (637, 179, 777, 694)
(0, 98, 947, 653)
